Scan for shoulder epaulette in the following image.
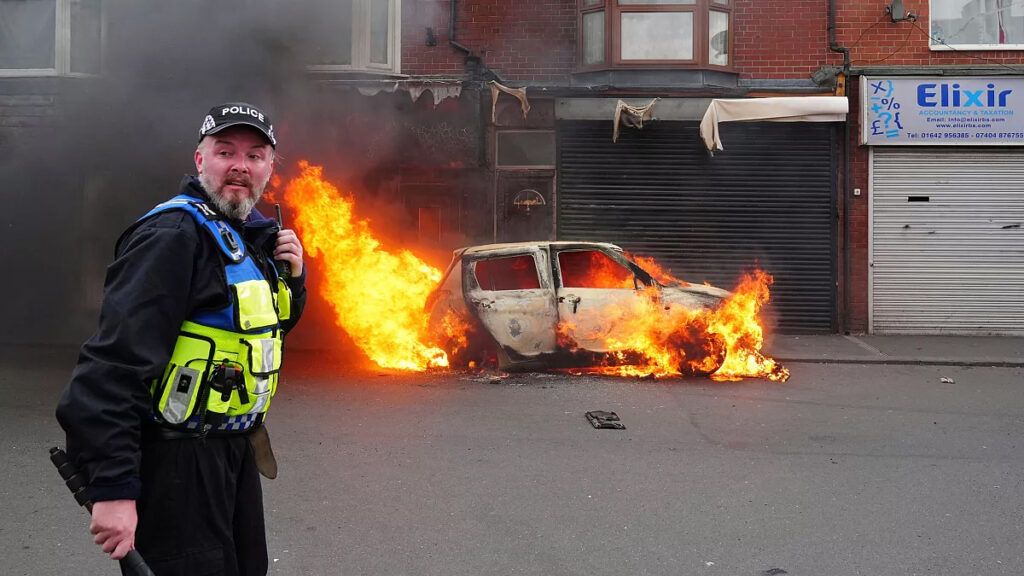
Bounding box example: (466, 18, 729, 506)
(141, 195, 245, 262)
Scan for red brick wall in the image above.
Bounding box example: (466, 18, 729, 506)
(838, 1, 1024, 332)
(733, 0, 837, 80)
(404, 1, 1024, 83)
(846, 78, 870, 332)
(402, 0, 576, 82)
(836, 1, 1024, 67)
(401, 0, 843, 83)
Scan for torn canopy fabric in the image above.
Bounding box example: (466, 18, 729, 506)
(699, 96, 848, 152)
(613, 98, 659, 143)
(357, 81, 463, 107)
(490, 81, 530, 123)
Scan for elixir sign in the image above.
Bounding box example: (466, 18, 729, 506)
(861, 76, 1024, 145)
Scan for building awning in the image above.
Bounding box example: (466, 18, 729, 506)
(335, 79, 464, 107)
(700, 96, 848, 152)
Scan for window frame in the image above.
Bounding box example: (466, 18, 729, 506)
(555, 248, 639, 290)
(495, 130, 557, 170)
(0, 0, 104, 78)
(928, 0, 1024, 51)
(472, 254, 543, 292)
(306, 0, 403, 75)
(577, 0, 732, 71)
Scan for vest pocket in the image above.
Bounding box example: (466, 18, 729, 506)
(158, 364, 202, 424)
(233, 280, 278, 331)
(244, 337, 283, 375)
(226, 337, 282, 416)
(156, 333, 215, 425)
(275, 279, 292, 321)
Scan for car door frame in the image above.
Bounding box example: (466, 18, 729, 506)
(461, 245, 560, 362)
(551, 245, 661, 353)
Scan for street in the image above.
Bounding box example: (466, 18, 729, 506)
(4, 345, 1024, 576)
(5, 0, 1024, 574)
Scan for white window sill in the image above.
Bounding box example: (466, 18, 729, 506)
(930, 44, 1024, 51)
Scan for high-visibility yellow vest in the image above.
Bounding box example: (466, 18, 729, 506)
(140, 195, 292, 434)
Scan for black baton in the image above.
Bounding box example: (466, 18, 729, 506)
(49, 447, 156, 576)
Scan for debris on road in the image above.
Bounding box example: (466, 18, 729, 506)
(585, 410, 625, 430)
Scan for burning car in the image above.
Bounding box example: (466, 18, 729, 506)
(425, 242, 732, 375)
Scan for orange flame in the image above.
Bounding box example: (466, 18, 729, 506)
(564, 271, 789, 382)
(439, 309, 472, 358)
(710, 270, 789, 382)
(283, 161, 447, 370)
(558, 249, 635, 289)
(281, 162, 786, 381)
(625, 252, 690, 287)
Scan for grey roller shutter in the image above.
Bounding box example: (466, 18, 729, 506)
(558, 120, 838, 332)
(871, 148, 1024, 335)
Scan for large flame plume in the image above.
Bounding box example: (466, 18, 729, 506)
(282, 161, 448, 370)
(711, 270, 789, 381)
(281, 162, 787, 381)
(562, 271, 788, 381)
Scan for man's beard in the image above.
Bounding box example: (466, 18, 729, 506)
(198, 173, 268, 220)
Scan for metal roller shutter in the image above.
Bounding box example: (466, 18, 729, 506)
(871, 148, 1024, 335)
(558, 120, 838, 332)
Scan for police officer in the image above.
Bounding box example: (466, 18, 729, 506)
(56, 101, 306, 576)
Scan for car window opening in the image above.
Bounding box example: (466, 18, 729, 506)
(558, 250, 635, 289)
(474, 255, 541, 291)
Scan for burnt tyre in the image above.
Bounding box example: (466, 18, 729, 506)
(671, 327, 727, 377)
(444, 329, 487, 369)
(440, 316, 502, 371)
(685, 333, 727, 376)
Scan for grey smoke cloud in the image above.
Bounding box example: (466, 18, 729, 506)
(1, 0, 369, 345)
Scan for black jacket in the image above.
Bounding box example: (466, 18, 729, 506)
(56, 176, 307, 502)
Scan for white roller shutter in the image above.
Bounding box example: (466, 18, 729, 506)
(871, 148, 1024, 335)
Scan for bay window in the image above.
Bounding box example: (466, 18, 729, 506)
(579, 0, 731, 70)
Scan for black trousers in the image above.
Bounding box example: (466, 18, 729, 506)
(128, 433, 268, 576)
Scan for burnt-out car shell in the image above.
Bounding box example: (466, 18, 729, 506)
(425, 241, 731, 372)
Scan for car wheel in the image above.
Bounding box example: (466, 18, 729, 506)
(443, 322, 501, 371)
(678, 332, 727, 377)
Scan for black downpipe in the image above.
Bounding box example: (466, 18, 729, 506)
(450, 1, 497, 87)
(449, 0, 474, 57)
(829, 0, 852, 334)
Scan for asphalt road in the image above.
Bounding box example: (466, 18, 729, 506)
(4, 348, 1023, 576)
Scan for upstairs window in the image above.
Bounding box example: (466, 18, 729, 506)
(305, 0, 401, 74)
(0, 0, 102, 77)
(930, 0, 1024, 50)
(579, 0, 731, 70)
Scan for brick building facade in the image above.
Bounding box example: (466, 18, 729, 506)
(4, 0, 1024, 341)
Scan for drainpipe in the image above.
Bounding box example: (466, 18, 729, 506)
(450, 0, 482, 77)
(449, 0, 472, 56)
(829, 0, 852, 334)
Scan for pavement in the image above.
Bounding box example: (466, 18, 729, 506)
(764, 334, 1024, 367)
